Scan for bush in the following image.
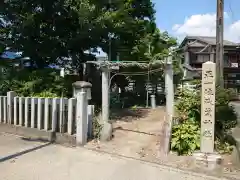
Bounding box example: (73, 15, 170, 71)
(216, 87, 236, 106)
(173, 87, 237, 155)
(215, 105, 237, 132)
(175, 89, 201, 122)
(92, 116, 102, 139)
(0, 68, 74, 97)
(32, 91, 59, 98)
(110, 92, 123, 109)
(215, 137, 234, 154)
(175, 87, 237, 131)
(171, 121, 200, 155)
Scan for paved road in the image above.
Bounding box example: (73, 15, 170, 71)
(0, 133, 226, 180)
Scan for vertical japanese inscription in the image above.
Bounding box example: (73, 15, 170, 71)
(201, 61, 216, 153)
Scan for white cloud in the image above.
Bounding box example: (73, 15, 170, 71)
(172, 12, 240, 42)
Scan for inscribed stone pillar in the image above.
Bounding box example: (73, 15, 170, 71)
(200, 61, 216, 153)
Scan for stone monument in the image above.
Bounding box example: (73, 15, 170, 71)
(193, 61, 222, 170)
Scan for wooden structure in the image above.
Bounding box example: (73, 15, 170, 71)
(180, 36, 240, 88)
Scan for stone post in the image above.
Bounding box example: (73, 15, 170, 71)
(72, 81, 92, 140)
(101, 66, 109, 123)
(201, 62, 216, 153)
(76, 91, 88, 146)
(160, 56, 174, 155)
(193, 61, 222, 169)
(150, 94, 156, 109)
(165, 57, 174, 120)
(7, 91, 16, 124)
(100, 66, 113, 141)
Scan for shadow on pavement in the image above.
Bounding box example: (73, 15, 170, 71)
(0, 142, 51, 163)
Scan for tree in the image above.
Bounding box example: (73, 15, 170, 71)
(0, 16, 7, 58)
(1, 0, 156, 70)
(131, 29, 177, 62)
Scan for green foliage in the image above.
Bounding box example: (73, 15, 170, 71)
(1, 0, 157, 68)
(110, 92, 123, 109)
(92, 118, 102, 140)
(92, 111, 103, 139)
(32, 91, 59, 98)
(215, 105, 237, 132)
(0, 68, 73, 97)
(189, 79, 201, 85)
(1, 0, 177, 105)
(131, 29, 177, 62)
(176, 87, 237, 129)
(171, 121, 200, 155)
(174, 87, 238, 155)
(175, 89, 201, 121)
(215, 137, 234, 154)
(216, 87, 236, 106)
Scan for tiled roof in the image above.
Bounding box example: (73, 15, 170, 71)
(187, 36, 237, 46)
(180, 36, 238, 47)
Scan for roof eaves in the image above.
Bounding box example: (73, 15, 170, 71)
(179, 36, 213, 48)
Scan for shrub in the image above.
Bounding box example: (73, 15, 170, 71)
(173, 87, 237, 155)
(171, 121, 200, 155)
(216, 87, 236, 106)
(32, 91, 59, 98)
(175, 87, 237, 131)
(0, 68, 73, 97)
(92, 116, 102, 139)
(110, 92, 122, 109)
(175, 89, 201, 121)
(215, 105, 237, 132)
(215, 137, 234, 154)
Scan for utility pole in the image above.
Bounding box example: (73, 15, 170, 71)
(216, 0, 224, 88)
(100, 0, 113, 141)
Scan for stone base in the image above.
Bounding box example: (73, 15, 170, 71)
(193, 152, 222, 170)
(100, 122, 113, 141)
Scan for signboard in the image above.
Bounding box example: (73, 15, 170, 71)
(231, 63, 238, 68)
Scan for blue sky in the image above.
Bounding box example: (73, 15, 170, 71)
(153, 0, 217, 32)
(153, 0, 240, 42)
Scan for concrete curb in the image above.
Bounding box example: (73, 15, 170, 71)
(0, 123, 76, 146)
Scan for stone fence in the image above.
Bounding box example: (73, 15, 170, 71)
(0, 91, 94, 146)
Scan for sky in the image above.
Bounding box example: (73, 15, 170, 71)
(153, 0, 240, 42)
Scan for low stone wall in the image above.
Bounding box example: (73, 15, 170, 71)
(0, 123, 76, 146)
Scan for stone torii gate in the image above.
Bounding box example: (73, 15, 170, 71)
(87, 58, 175, 145)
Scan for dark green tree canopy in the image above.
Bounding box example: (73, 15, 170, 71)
(1, 0, 168, 67)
